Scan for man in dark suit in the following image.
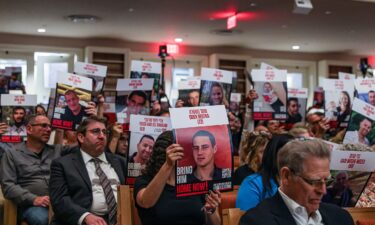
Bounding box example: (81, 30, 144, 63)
(240, 138, 354, 225)
(49, 116, 127, 225)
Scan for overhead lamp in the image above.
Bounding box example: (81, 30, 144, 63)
(37, 28, 46, 33)
(174, 38, 183, 43)
(66, 15, 100, 23)
(292, 45, 300, 50)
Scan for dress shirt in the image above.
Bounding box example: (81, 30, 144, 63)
(279, 188, 324, 225)
(78, 150, 120, 225)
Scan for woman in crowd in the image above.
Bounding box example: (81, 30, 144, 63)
(337, 91, 351, 128)
(134, 131, 221, 225)
(233, 131, 270, 185)
(35, 104, 47, 116)
(209, 82, 228, 107)
(236, 133, 293, 211)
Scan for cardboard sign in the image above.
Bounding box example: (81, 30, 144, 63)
(51, 73, 92, 130)
(116, 78, 154, 91)
(74, 61, 107, 77)
(339, 72, 356, 80)
(171, 105, 233, 197)
(201, 67, 234, 84)
(252, 69, 288, 120)
(284, 88, 308, 129)
(330, 150, 375, 171)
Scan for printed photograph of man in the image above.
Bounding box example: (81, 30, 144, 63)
(368, 90, 375, 106)
(187, 130, 223, 182)
(344, 116, 372, 146)
(0, 75, 9, 94)
(129, 134, 155, 166)
(117, 90, 149, 124)
(59, 89, 88, 128)
(3, 106, 27, 136)
(176, 89, 200, 107)
(285, 97, 302, 124)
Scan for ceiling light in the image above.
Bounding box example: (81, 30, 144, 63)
(37, 28, 46, 33)
(66, 15, 100, 23)
(292, 45, 300, 50)
(325, 11, 332, 15)
(174, 38, 183, 43)
(250, 2, 257, 7)
(128, 8, 134, 12)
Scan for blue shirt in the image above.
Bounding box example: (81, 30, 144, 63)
(236, 173, 278, 211)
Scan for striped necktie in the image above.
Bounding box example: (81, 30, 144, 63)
(92, 158, 117, 225)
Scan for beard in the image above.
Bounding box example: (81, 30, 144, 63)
(14, 120, 25, 127)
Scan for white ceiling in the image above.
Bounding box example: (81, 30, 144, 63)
(1, 0, 375, 55)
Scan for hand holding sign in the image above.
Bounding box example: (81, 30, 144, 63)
(166, 144, 184, 167)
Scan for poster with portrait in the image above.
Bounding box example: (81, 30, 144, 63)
(5, 67, 24, 93)
(311, 86, 325, 109)
(74, 61, 107, 98)
(51, 73, 92, 130)
(199, 67, 233, 108)
(252, 69, 287, 120)
(322, 144, 375, 207)
(170, 105, 233, 197)
(356, 173, 375, 207)
(343, 98, 375, 147)
(115, 78, 154, 131)
(177, 77, 201, 107)
(0, 94, 37, 142)
(229, 93, 241, 116)
(126, 114, 171, 185)
(130, 60, 161, 101)
(322, 79, 354, 129)
(354, 77, 375, 106)
(284, 88, 308, 130)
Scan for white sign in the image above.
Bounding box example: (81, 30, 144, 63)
(260, 62, 278, 70)
(201, 67, 233, 84)
(57, 73, 93, 91)
(339, 72, 355, 80)
(251, 69, 287, 82)
(131, 60, 161, 73)
(170, 105, 228, 129)
(354, 78, 375, 93)
(74, 61, 107, 77)
(178, 77, 201, 90)
(230, 93, 242, 102)
(0, 94, 37, 106)
(288, 88, 308, 98)
(116, 78, 154, 91)
(330, 150, 375, 171)
(129, 114, 171, 135)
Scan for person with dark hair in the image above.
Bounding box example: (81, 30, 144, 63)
(343, 117, 372, 146)
(208, 82, 228, 107)
(59, 90, 94, 129)
(35, 104, 46, 116)
(236, 133, 294, 211)
(186, 130, 223, 182)
(176, 89, 200, 107)
(49, 116, 127, 225)
(3, 106, 27, 137)
(368, 90, 375, 106)
(337, 91, 351, 128)
(134, 131, 221, 225)
(233, 131, 270, 185)
(240, 139, 354, 225)
(285, 97, 302, 125)
(1, 114, 72, 225)
(118, 90, 148, 123)
(9, 73, 26, 93)
(130, 134, 155, 166)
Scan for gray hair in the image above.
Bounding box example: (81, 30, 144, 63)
(277, 138, 331, 175)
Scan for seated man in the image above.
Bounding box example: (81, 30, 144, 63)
(49, 116, 127, 225)
(240, 138, 354, 225)
(0, 114, 70, 225)
(187, 130, 223, 182)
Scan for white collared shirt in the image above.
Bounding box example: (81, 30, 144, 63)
(78, 150, 120, 225)
(279, 188, 324, 225)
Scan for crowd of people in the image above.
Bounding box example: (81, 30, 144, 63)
(0, 75, 360, 225)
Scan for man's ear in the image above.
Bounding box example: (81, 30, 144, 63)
(77, 133, 85, 144)
(213, 145, 217, 153)
(279, 167, 292, 186)
(26, 124, 32, 135)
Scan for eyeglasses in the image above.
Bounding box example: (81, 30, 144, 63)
(291, 169, 333, 188)
(88, 128, 109, 136)
(30, 123, 52, 129)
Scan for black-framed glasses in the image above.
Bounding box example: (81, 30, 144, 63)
(291, 169, 333, 188)
(30, 123, 52, 129)
(88, 128, 109, 136)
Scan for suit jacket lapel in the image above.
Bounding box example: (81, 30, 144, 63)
(106, 153, 126, 184)
(319, 205, 332, 225)
(270, 193, 298, 225)
(72, 150, 92, 191)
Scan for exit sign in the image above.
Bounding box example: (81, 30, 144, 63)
(227, 15, 237, 30)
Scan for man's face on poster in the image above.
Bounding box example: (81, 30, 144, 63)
(368, 92, 375, 106)
(13, 108, 25, 123)
(127, 93, 146, 114)
(359, 119, 372, 137)
(188, 91, 200, 107)
(192, 135, 216, 168)
(288, 100, 299, 115)
(0, 76, 7, 87)
(137, 136, 154, 162)
(65, 92, 81, 112)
